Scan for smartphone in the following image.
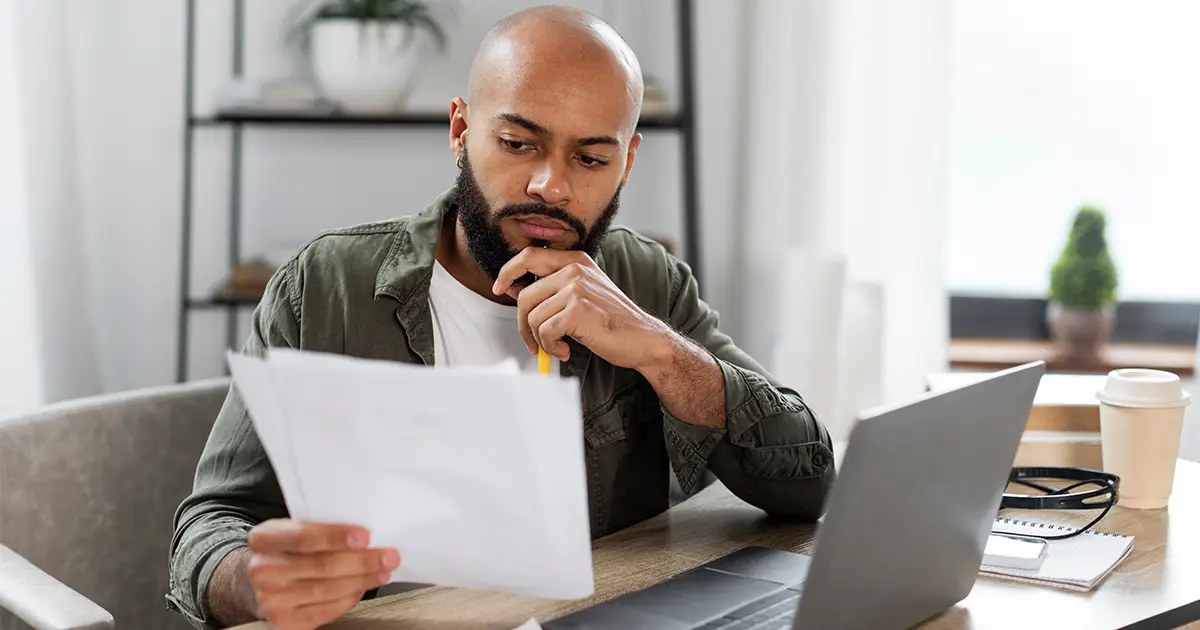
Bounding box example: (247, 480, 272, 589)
(982, 534, 1049, 570)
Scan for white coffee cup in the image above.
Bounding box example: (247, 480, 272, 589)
(1097, 368, 1192, 509)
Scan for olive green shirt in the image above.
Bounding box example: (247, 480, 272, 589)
(166, 188, 836, 628)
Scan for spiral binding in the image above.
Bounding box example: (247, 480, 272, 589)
(995, 517, 1123, 538)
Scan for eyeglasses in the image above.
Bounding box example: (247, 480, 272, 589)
(997, 466, 1120, 540)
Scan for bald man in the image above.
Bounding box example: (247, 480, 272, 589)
(167, 7, 834, 630)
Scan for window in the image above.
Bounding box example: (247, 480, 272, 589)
(945, 0, 1200, 346)
(947, 0, 1200, 302)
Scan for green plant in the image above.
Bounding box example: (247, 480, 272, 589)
(287, 0, 449, 53)
(1048, 205, 1119, 309)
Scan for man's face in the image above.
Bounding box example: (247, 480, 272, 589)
(453, 148, 621, 287)
(449, 47, 641, 287)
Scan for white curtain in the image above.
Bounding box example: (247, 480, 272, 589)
(0, 1, 44, 416)
(735, 0, 951, 437)
(0, 0, 101, 416)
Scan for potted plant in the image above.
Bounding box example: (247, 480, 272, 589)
(288, 0, 448, 113)
(1047, 205, 1119, 361)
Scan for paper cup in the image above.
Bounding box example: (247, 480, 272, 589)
(1097, 368, 1192, 509)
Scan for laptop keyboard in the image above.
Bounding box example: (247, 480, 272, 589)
(697, 589, 801, 630)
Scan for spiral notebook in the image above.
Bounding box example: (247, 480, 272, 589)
(980, 518, 1134, 592)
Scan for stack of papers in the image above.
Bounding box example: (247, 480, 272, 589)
(227, 348, 595, 599)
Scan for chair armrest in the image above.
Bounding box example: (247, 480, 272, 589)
(0, 545, 114, 630)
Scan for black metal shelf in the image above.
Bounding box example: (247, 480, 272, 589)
(186, 297, 260, 309)
(191, 110, 686, 130)
(176, 0, 701, 382)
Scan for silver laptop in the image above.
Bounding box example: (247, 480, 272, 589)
(545, 361, 1045, 630)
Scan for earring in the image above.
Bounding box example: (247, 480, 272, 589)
(456, 154, 465, 169)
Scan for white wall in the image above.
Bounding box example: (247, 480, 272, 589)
(63, 0, 747, 391)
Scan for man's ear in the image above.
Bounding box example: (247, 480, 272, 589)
(621, 132, 642, 186)
(449, 96, 469, 160)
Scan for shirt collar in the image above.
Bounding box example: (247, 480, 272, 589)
(372, 185, 599, 379)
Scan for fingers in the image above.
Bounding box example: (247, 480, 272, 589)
(257, 570, 387, 609)
(525, 291, 573, 358)
(245, 520, 399, 630)
(249, 519, 370, 555)
(515, 264, 585, 351)
(539, 303, 592, 362)
(493, 248, 596, 296)
(249, 548, 400, 584)
(260, 590, 365, 630)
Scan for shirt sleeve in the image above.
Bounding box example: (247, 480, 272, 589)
(164, 262, 298, 628)
(659, 256, 836, 521)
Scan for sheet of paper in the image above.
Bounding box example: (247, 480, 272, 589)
(226, 351, 309, 517)
(228, 348, 595, 600)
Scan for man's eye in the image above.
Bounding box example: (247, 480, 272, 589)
(502, 139, 530, 151)
(579, 154, 609, 167)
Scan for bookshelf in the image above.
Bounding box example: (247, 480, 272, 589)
(176, 0, 701, 381)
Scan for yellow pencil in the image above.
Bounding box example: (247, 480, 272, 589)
(534, 243, 553, 376)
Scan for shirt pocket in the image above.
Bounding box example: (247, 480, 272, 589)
(582, 379, 669, 536)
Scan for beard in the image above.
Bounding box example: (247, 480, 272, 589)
(452, 149, 621, 288)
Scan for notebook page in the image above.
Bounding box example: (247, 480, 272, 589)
(983, 518, 1134, 590)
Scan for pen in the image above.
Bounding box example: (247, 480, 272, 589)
(534, 242, 552, 376)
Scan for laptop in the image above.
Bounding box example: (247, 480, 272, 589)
(544, 361, 1046, 630)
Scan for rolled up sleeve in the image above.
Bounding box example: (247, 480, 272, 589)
(661, 257, 836, 521)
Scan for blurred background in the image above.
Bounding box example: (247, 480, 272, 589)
(2, 0, 1198, 455)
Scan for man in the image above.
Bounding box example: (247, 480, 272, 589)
(167, 6, 835, 630)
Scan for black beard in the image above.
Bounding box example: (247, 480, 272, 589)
(452, 151, 621, 288)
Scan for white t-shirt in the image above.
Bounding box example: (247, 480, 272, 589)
(428, 260, 561, 374)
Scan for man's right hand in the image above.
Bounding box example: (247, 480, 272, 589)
(243, 519, 400, 630)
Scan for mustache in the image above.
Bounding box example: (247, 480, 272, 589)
(494, 203, 588, 242)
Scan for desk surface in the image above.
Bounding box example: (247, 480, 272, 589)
(233, 460, 1200, 630)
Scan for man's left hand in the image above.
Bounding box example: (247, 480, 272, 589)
(492, 247, 676, 370)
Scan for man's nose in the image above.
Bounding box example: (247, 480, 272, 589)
(526, 158, 573, 207)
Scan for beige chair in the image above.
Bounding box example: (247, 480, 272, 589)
(0, 378, 229, 630)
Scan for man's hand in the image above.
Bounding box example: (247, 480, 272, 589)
(492, 248, 676, 370)
(228, 520, 399, 630)
(493, 246, 726, 429)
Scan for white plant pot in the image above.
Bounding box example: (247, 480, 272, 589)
(310, 19, 426, 113)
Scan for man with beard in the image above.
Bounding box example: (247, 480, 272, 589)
(167, 6, 835, 630)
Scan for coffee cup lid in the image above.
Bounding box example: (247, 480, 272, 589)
(1096, 368, 1192, 409)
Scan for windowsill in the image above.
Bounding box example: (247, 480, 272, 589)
(949, 338, 1196, 377)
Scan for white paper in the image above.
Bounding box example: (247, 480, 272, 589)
(227, 353, 309, 516)
(512, 620, 544, 630)
(226, 348, 595, 599)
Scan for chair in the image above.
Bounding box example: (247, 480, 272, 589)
(0, 378, 229, 630)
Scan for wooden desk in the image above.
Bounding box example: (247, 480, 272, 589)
(238, 461, 1200, 630)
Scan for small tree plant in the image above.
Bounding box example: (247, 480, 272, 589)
(1049, 206, 1118, 310)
